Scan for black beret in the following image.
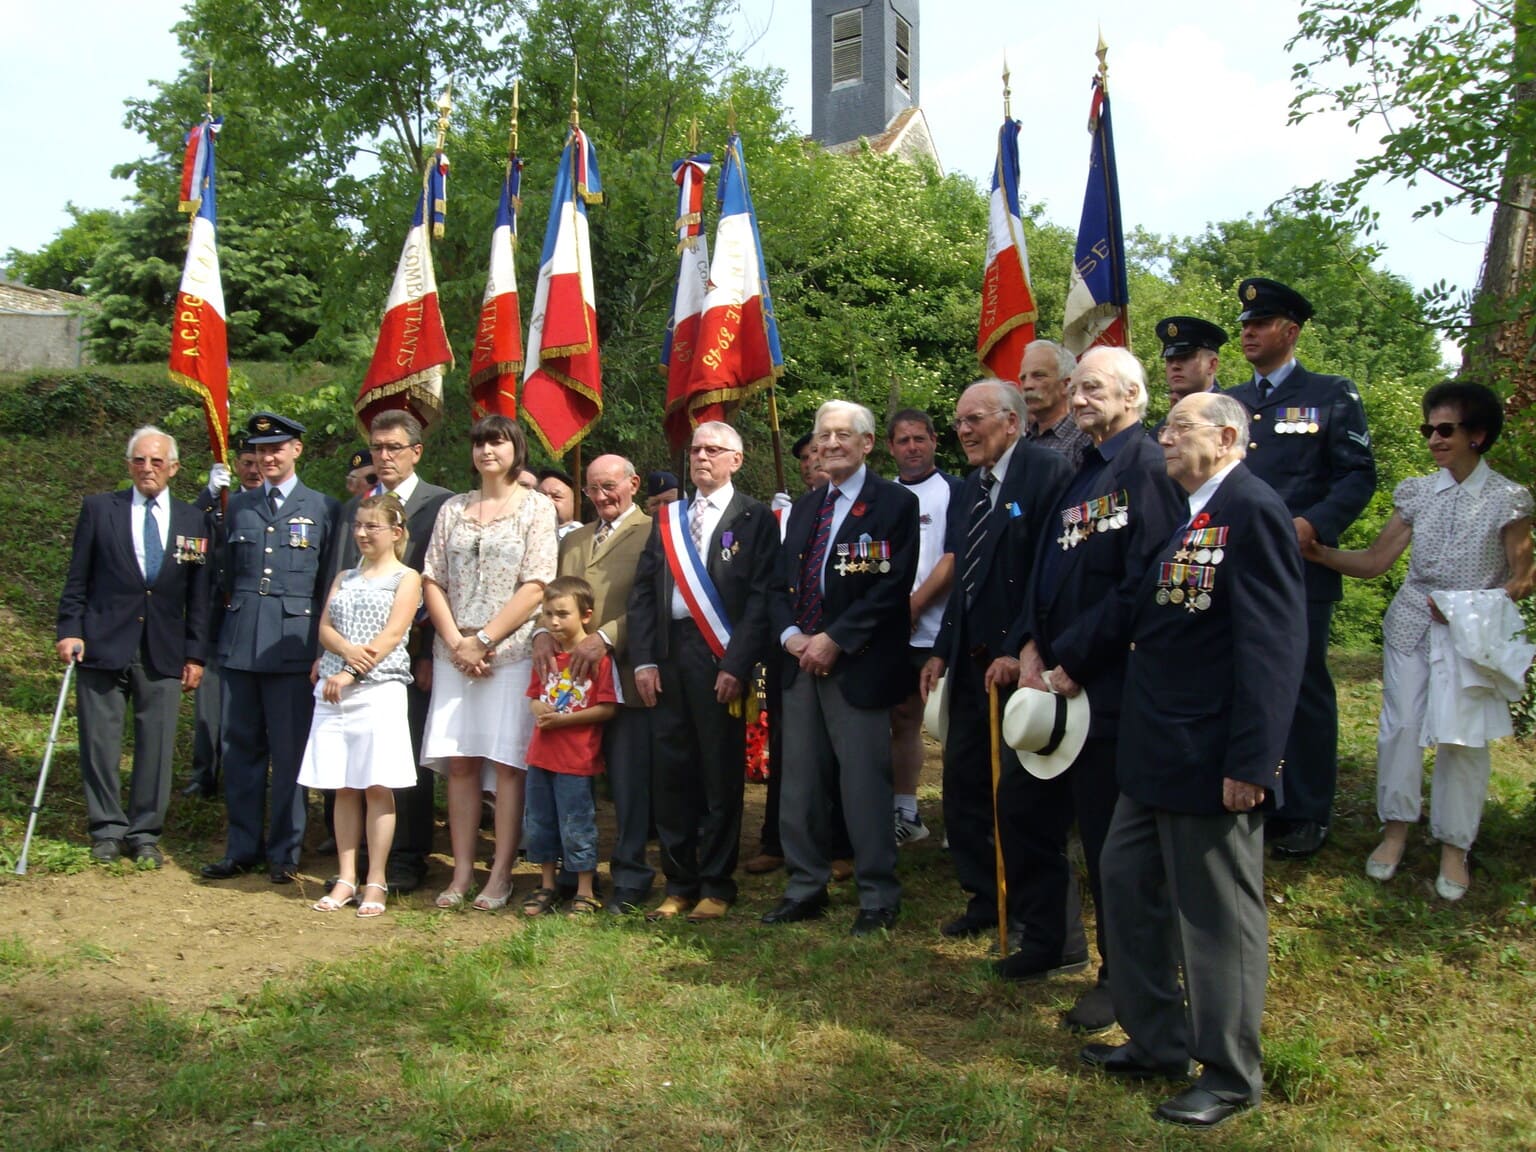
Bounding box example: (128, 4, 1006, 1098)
(791, 432, 815, 458)
(348, 449, 373, 472)
(645, 470, 681, 498)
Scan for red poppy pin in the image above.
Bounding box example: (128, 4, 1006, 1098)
(851, 501, 868, 517)
(1190, 512, 1211, 530)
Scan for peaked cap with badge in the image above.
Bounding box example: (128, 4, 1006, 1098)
(1236, 277, 1314, 324)
(244, 411, 307, 444)
(1156, 315, 1229, 358)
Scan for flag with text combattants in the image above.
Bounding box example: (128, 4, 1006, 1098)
(660, 152, 712, 452)
(167, 118, 229, 463)
(681, 133, 783, 432)
(356, 152, 453, 431)
(469, 154, 524, 419)
(1062, 75, 1129, 355)
(522, 126, 603, 457)
(977, 117, 1037, 386)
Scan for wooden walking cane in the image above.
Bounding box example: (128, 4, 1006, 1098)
(989, 682, 1009, 957)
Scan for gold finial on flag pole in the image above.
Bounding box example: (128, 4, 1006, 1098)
(1002, 54, 1012, 119)
(205, 61, 214, 119)
(510, 79, 520, 156)
(434, 82, 453, 152)
(1096, 28, 1109, 85)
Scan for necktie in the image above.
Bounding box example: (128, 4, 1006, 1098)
(689, 497, 708, 555)
(794, 487, 839, 633)
(962, 470, 997, 604)
(1257, 377, 1272, 401)
(267, 487, 282, 516)
(143, 501, 163, 583)
(593, 518, 613, 556)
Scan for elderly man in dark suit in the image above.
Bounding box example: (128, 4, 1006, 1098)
(765, 400, 919, 935)
(1226, 277, 1375, 860)
(535, 454, 654, 913)
(1080, 391, 1306, 1128)
(630, 421, 776, 922)
(56, 426, 212, 868)
(328, 409, 453, 893)
(1008, 348, 1185, 1025)
(919, 380, 1071, 944)
(202, 411, 341, 884)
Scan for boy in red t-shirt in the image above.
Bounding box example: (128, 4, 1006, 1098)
(521, 576, 618, 916)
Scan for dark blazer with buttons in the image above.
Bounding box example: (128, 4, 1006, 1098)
(933, 437, 1072, 673)
(628, 489, 778, 683)
(218, 479, 341, 674)
(770, 470, 919, 710)
(56, 488, 213, 677)
(1226, 364, 1375, 601)
(1009, 428, 1186, 741)
(1116, 463, 1307, 815)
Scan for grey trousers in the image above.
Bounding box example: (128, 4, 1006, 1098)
(77, 660, 181, 847)
(779, 671, 900, 911)
(1100, 793, 1267, 1103)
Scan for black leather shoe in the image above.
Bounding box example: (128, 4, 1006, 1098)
(385, 859, 425, 895)
(1062, 981, 1116, 1033)
(200, 857, 257, 880)
(850, 907, 898, 936)
(940, 909, 997, 939)
(605, 887, 647, 915)
(1270, 820, 1329, 860)
(760, 891, 830, 925)
(181, 778, 216, 799)
(90, 839, 125, 862)
(269, 866, 295, 884)
(1155, 1086, 1252, 1127)
(1079, 1042, 1193, 1082)
(132, 843, 165, 869)
(994, 947, 1090, 982)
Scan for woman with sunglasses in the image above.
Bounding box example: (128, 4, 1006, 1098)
(420, 415, 558, 910)
(1305, 381, 1533, 899)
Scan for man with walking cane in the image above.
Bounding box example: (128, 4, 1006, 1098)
(55, 426, 212, 868)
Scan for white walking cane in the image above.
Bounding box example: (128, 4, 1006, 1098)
(15, 649, 79, 876)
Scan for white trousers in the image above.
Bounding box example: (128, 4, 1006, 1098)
(1378, 640, 1491, 850)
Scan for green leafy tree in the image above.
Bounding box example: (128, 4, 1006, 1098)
(4, 204, 119, 296)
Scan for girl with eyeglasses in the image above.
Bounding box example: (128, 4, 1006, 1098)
(1305, 381, 1533, 899)
(299, 493, 423, 917)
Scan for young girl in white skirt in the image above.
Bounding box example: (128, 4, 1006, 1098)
(299, 493, 424, 917)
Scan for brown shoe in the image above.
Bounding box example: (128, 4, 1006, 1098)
(830, 858, 855, 882)
(645, 895, 692, 922)
(686, 897, 731, 922)
(744, 853, 785, 875)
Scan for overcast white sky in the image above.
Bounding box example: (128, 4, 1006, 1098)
(2, 0, 1489, 301)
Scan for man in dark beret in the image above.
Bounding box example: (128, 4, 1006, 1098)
(344, 449, 377, 499)
(1225, 277, 1375, 861)
(644, 470, 682, 516)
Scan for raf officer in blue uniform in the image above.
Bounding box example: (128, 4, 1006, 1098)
(202, 412, 341, 883)
(1225, 278, 1375, 860)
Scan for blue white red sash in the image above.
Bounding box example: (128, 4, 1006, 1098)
(659, 499, 733, 658)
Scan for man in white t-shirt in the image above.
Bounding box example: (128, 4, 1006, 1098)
(887, 409, 959, 844)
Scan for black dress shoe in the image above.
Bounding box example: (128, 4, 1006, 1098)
(269, 866, 296, 884)
(131, 843, 165, 869)
(1062, 981, 1116, 1033)
(940, 909, 997, 939)
(90, 839, 125, 862)
(1155, 1086, 1252, 1127)
(1079, 1042, 1192, 1082)
(200, 857, 257, 880)
(994, 946, 1090, 982)
(760, 891, 830, 925)
(181, 779, 216, 799)
(1270, 820, 1329, 860)
(385, 859, 425, 895)
(605, 887, 647, 915)
(850, 907, 897, 936)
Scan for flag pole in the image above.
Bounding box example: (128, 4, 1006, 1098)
(205, 62, 229, 522)
(1096, 32, 1129, 353)
(567, 55, 584, 488)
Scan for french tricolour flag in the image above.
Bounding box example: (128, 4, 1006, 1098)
(356, 152, 453, 431)
(977, 117, 1037, 386)
(522, 126, 603, 458)
(683, 133, 782, 426)
(469, 154, 524, 419)
(167, 118, 229, 462)
(660, 152, 712, 452)
(1062, 75, 1129, 355)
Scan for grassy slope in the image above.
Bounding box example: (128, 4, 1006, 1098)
(1, 371, 1535, 1151)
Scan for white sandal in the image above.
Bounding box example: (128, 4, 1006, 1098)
(312, 880, 357, 912)
(357, 882, 388, 918)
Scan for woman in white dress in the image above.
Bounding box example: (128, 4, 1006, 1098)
(300, 493, 423, 918)
(421, 416, 558, 910)
(1306, 382, 1533, 900)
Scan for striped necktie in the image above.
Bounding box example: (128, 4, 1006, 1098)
(592, 518, 613, 556)
(962, 470, 997, 604)
(794, 487, 839, 633)
(690, 496, 709, 555)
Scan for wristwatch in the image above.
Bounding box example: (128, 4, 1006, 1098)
(475, 629, 495, 649)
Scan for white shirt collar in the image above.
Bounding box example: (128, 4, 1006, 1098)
(131, 487, 168, 512)
(694, 481, 734, 511)
(989, 437, 1020, 485)
(1186, 459, 1242, 521)
(1433, 458, 1490, 495)
(829, 464, 867, 501)
(380, 470, 420, 504)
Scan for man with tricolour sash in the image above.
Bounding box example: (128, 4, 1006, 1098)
(629, 421, 777, 923)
